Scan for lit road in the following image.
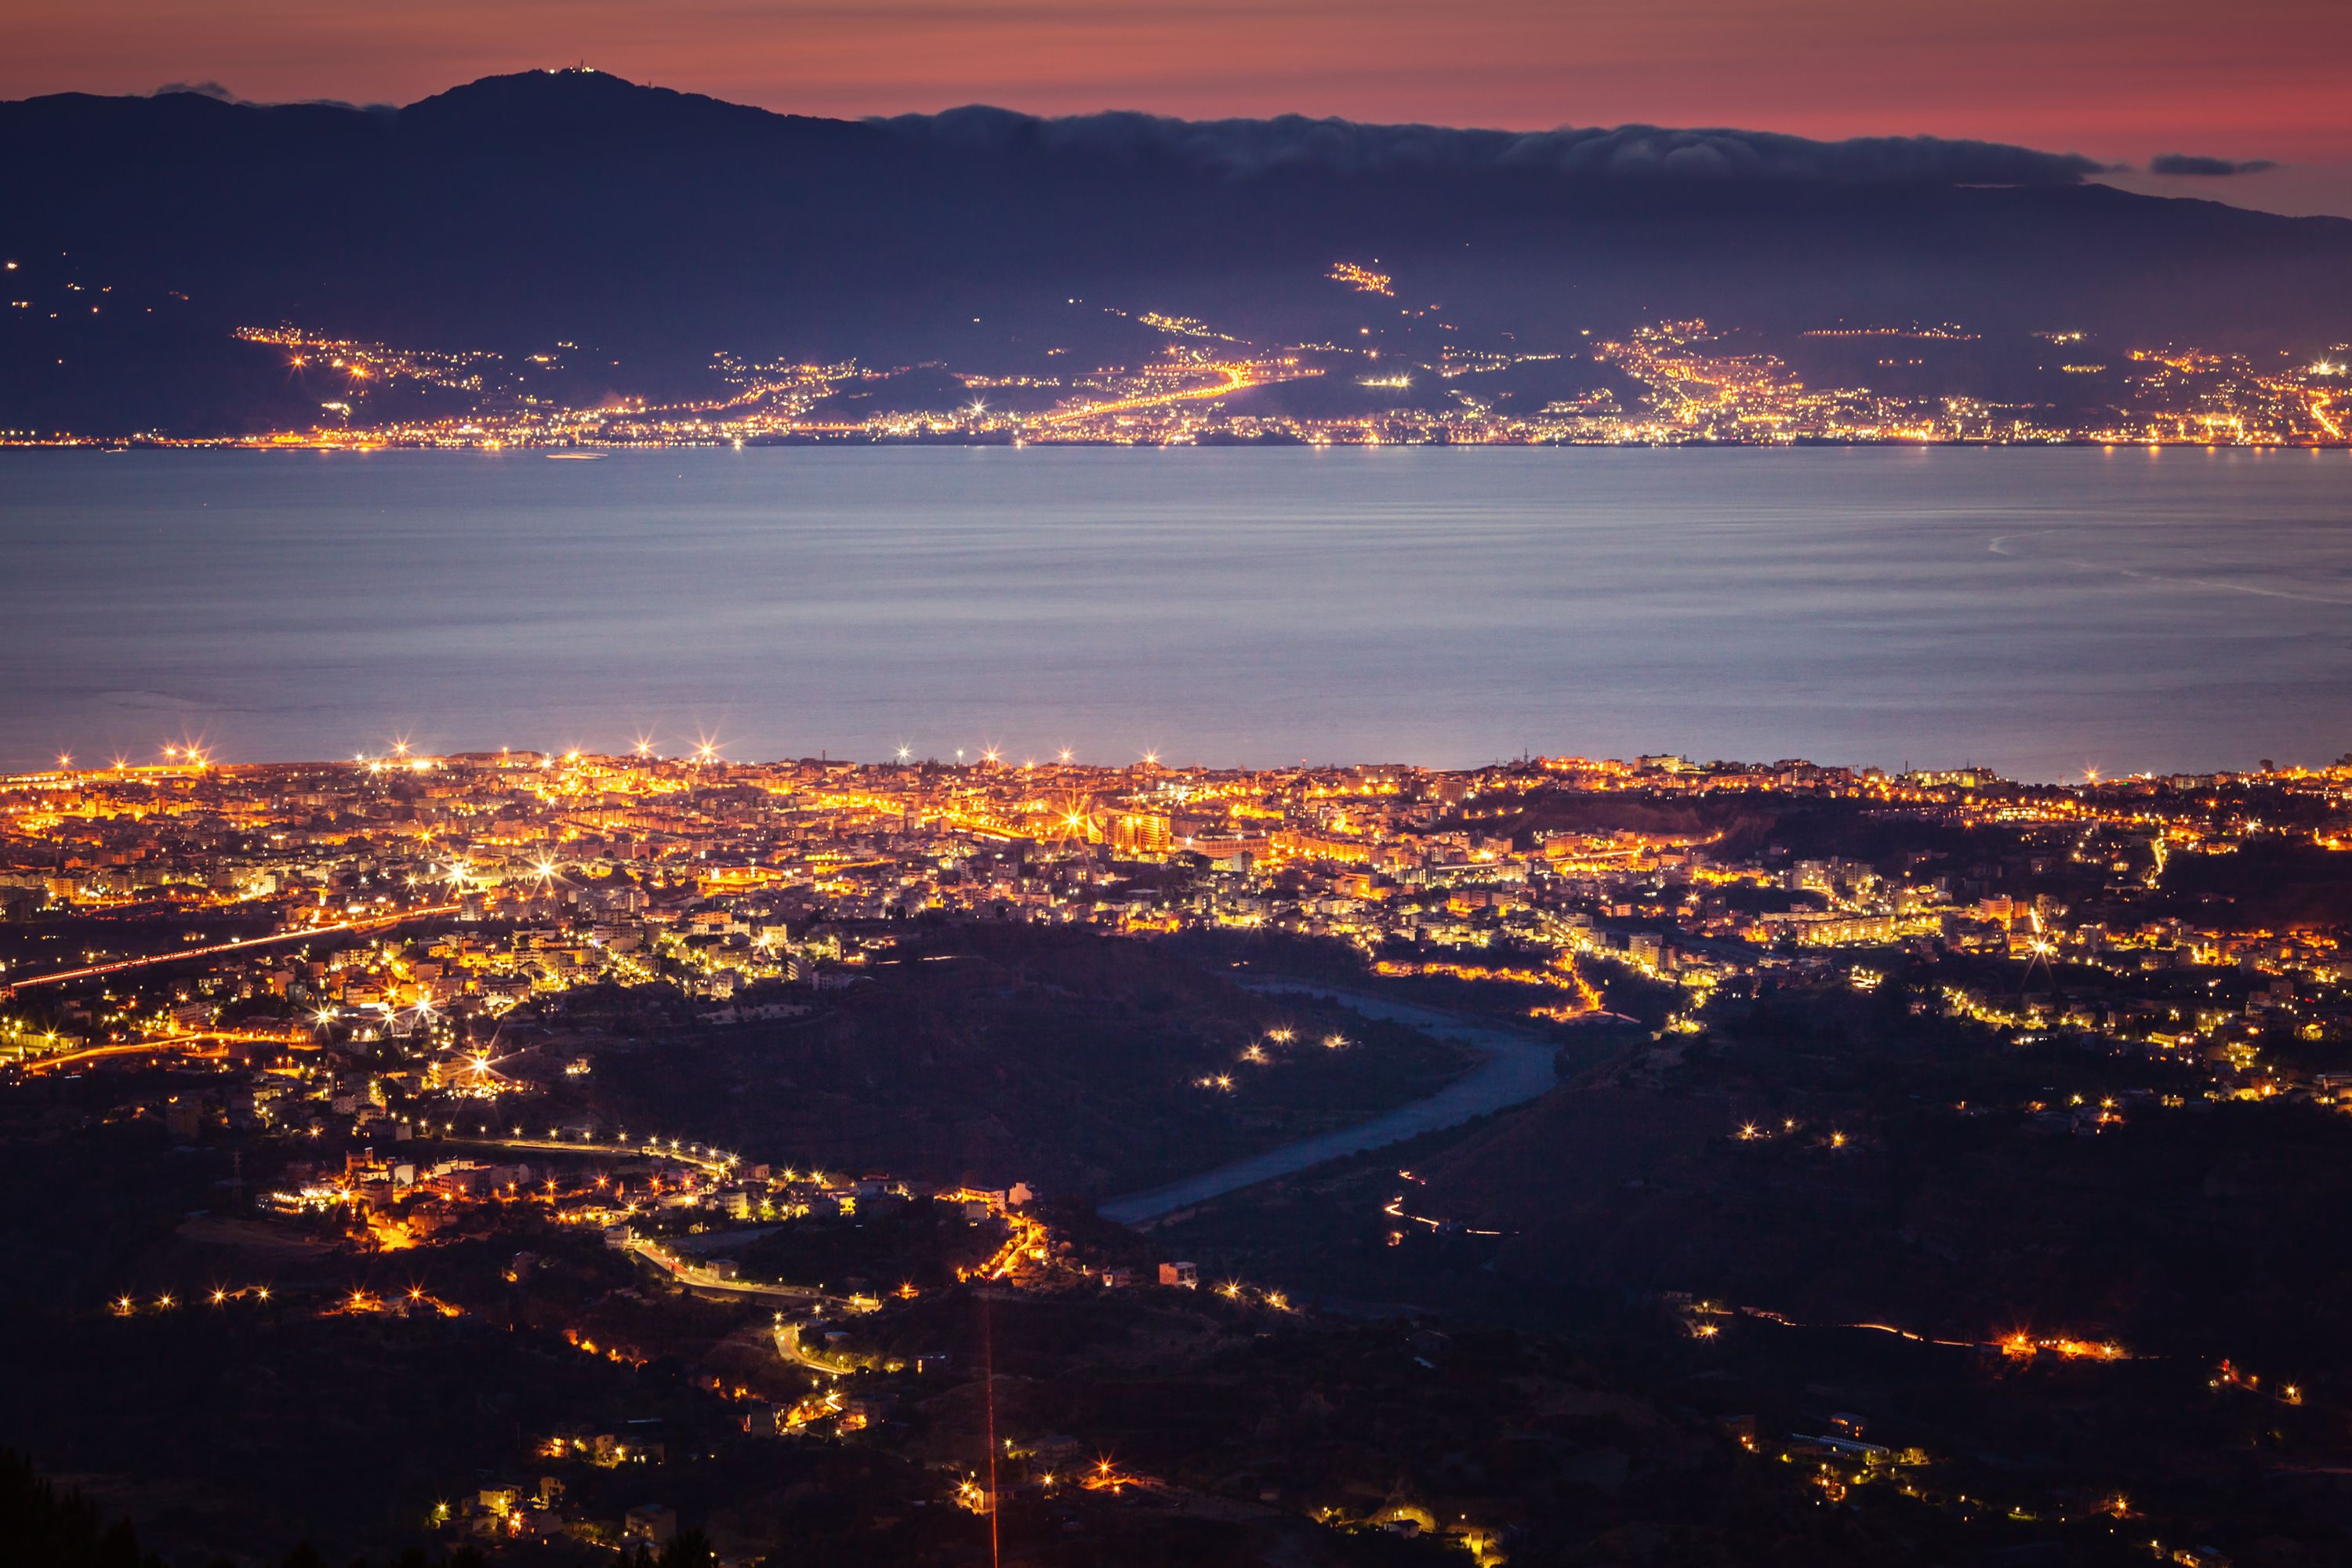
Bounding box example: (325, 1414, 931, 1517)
(437, 1132, 739, 1178)
(774, 1319, 858, 1375)
(432, 1134, 874, 1318)
(13, 1029, 301, 1075)
(1046, 364, 1255, 424)
(1096, 984, 1567, 1225)
(625, 1236, 874, 1315)
(4, 903, 463, 996)
(2314, 390, 2343, 441)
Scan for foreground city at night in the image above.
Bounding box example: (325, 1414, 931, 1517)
(7, 739, 2352, 1565)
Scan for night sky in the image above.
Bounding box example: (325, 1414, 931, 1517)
(10, 0, 2350, 216)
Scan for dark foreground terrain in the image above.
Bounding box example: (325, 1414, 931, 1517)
(7, 907, 2352, 1566)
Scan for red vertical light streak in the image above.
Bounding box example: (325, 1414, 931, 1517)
(982, 1290, 1000, 1568)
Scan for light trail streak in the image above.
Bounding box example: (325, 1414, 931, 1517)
(449, 1132, 738, 1178)
(4, 904, 462, 995)
(20, 1034, 230, 1074)
(16, 1029, 308, 1075)
(1736, 1305, 2132, 1358)
(1045, 364, 1254, 423)
(2312, 390, 2343, 441)
(982, 1291, 1001, 1566)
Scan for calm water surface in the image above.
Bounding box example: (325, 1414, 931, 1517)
(3, 446, 2348, 778)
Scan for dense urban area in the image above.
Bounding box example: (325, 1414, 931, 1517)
(7, 740, 2352, 1566)
(216, 316, 2352, 448)
(3, 245, 2347, 448)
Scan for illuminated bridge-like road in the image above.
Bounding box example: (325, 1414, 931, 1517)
(3, 903, 463, 996)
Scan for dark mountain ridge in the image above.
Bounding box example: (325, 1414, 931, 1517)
(4, 68, 2348, 435)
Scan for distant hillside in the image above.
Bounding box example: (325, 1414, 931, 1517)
(4, 69, 2350, 435)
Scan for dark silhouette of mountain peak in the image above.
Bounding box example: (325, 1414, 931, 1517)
(401, 67, 760, 136)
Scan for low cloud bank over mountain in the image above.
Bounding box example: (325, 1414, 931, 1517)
(879, 106, 2114, 187)
(2149, 152, 2278, 177)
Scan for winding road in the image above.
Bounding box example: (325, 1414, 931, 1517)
(626, 1236, 839, 1303)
